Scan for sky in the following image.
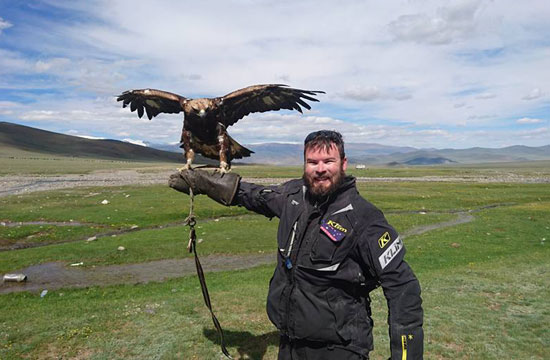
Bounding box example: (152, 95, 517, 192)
(0, 0, 549, 149)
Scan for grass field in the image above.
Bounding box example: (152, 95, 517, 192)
(1, 162, 549, 359)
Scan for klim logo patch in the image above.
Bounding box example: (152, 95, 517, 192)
(320, 220, 346, 242)
(378, 231, 391, 248)
(378, 237, 403, 269)
(326, 220, 347, 233)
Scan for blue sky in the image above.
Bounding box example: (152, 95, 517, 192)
(0, 0, 549, 148)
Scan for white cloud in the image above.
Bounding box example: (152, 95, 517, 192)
(516, 117, 543, 124)
(0, 17, 12, 34)
(2, 1, 550, 149)
(20, 110, 57, 121)
(339, 86, 412, 102)
(475, 92, 496, 100)
(388, 0, 483, 45)
(0, 101, 20, 108)
(35, 58, 71, 72)
(518, 127, 549, 139)
(522, 88, 543, 100)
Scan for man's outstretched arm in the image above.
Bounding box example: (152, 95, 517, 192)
(169, 169, 286, 219)
(359, 214, 424, 359)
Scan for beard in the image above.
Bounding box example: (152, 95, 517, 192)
(303, 167, 346, 200)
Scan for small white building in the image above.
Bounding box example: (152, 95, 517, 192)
(355, 164, 366, 169)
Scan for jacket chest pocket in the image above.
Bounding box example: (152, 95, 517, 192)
(310, 216, 354, 264)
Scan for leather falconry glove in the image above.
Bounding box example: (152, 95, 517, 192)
(168, 169, 241, 206)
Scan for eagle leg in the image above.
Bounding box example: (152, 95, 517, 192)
(216, 123, 231, 173)
(178, 129, 195, 172)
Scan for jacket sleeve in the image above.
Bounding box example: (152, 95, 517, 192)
(233, 181, 286, 219)
(358, 211, 424, 360)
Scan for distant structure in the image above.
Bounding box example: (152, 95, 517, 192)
(355, 164, 367, 169)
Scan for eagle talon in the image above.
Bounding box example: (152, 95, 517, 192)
(216, 167, 231, 174)
(216, 161, 231, 174)
(177, 164, 192, 173)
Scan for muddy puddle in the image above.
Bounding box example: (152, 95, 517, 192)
(0, 253, 276, 295)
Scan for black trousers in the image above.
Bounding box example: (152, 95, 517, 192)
(278, 336, 368, 360)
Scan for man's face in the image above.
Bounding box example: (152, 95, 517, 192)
(303, 144, 348, 198)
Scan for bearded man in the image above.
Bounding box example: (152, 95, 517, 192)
(170, 130, 424, 359)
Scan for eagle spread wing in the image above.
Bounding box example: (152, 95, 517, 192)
(218, 84, 325, 127)
(117, 89, 186, 120)
(117, 84, 323, 172)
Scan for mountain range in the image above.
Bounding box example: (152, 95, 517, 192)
(151, 139, 550, 165)
(1, 122, 549, 166)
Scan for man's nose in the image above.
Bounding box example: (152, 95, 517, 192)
(316, 162, 327, 173)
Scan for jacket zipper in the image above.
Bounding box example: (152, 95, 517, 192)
(285, 222, 298, 269)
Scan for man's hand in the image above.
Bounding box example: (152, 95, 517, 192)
(168, 169, 241, 206)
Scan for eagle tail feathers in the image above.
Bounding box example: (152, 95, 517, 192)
(227, 134, 254, 159)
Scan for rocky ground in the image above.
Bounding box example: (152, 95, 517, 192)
(1, 169, 549, 198)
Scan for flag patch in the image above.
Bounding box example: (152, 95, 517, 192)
(320, 220, 346, 242)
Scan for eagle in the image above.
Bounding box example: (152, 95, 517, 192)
(117, 84, 324, 172)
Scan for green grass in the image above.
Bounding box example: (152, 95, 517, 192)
(235, 161, 550, 179)
(1, 201, 548, 359)
(0, 185, 249, 250)
(1, 171, 549, 359)
(0, 207, 452, 273)
(0, 148, 179, 175)
(0, 185, 248, 226)
(3, 151, 550, 178)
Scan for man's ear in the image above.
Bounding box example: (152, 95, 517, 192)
(342, 157, 348, 171)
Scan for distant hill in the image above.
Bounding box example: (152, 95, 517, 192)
(2, 122, 549, 165)
(152, 142, 420, 165)
(0, 122, 200, 163)
(230, 142, 417, 165)
(239, 142, 550, 165)
(402, 157, 456, 165)
(350, 145, 550, 165)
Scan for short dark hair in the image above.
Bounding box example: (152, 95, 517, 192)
(304, 130, 345, 159)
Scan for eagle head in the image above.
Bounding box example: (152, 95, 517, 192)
(186, 98, 214, 118)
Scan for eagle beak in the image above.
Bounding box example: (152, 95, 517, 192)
(199, 109, 207, 118)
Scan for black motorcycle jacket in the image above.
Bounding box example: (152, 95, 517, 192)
(235, 176, 423, 359)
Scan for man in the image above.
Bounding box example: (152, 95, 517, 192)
(170, 130, 423, 359)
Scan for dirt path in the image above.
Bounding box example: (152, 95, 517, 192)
(2, 170, 549, 198)
(0, 170, 287, 198)
(0, 253, 276, 294)
(1, 210, 479, 294)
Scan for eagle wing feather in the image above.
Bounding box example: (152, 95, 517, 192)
(219, 84, 324, 127)
(116, 89, 186, 120)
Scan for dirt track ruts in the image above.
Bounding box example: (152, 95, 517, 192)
(2, 169, 549, 198)
(1, 210, 480, 294)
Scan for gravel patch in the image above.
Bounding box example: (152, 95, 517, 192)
(1, 170, 549, 198)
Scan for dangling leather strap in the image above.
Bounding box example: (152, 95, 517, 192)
(185, 190, 232, 359)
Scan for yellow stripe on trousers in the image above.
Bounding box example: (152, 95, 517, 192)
(401, 335, 408, 360)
